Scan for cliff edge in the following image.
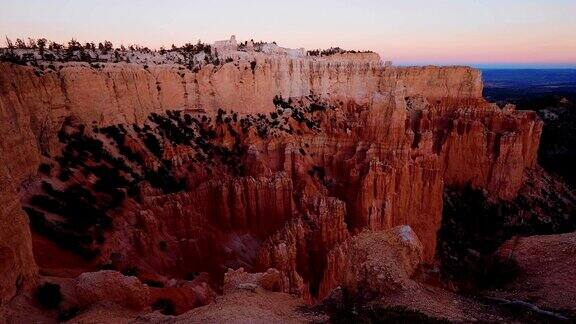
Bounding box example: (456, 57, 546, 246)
(0, 39, 541, 314)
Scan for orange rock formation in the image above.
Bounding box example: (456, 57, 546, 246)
(0, 48, 542, 315)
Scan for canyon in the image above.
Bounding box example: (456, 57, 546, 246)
(0, 38, 570, 322)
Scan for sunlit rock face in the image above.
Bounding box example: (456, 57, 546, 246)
(0, 46, 541, 308)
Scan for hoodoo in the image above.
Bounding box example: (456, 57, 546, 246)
(0, 36, 564, 322)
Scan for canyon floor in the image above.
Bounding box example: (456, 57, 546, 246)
(0, 38, 575, 323)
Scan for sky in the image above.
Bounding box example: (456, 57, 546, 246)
(1, 0, 575, 67)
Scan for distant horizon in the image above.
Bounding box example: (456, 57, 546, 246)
(2, 35, 575, 70)
(1, 0, 575, 67)
(2, 34, 575, 69)
(397, 63, 576, 69)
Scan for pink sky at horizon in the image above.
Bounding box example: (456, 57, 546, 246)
(1, 0, 575, 66)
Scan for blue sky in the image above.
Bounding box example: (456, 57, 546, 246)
(1, 0, 575, 67)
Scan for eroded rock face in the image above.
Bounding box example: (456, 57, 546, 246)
(148, 276, 215, 315)
(0, 60, 483, 181)
(103, 174, 295, 280)
(319, 226, 423, 300)
(0, 164, 37, 305)
(254, 196, 350, 299)
(74, 270, 151, 310)
(70, 270, 215, 314)
(223, 267, 284, 293)
(0, 50, 541, 309)
(132, 265, 325, 323)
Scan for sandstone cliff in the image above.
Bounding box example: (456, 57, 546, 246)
(0, 50, 541, 308)
(0, 164, 37, 305)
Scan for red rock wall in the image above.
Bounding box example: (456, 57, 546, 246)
(0, 61, 483, 164)
(0, 59, 539, 304)
(0, 164, 37, 304)
(100, 174, 294, 279)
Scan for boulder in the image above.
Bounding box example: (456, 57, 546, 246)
(74, 270, 150, 310)
(319, 226, 423, 299)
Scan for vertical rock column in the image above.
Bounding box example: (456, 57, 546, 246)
(0, 164, 37, 305)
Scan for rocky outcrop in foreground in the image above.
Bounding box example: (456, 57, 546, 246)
(319, 226, 423, 299)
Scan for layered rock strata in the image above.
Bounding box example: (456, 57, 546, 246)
(0, 50, 541, 308)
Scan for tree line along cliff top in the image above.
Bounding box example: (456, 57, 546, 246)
(0, 35, 385, 71)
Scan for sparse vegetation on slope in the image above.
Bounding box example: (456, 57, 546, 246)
(0, 37, 221, 70)
(438, 175, 576, 291)
(22, 97, 335, 259)
(307, 47, 374, 57)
